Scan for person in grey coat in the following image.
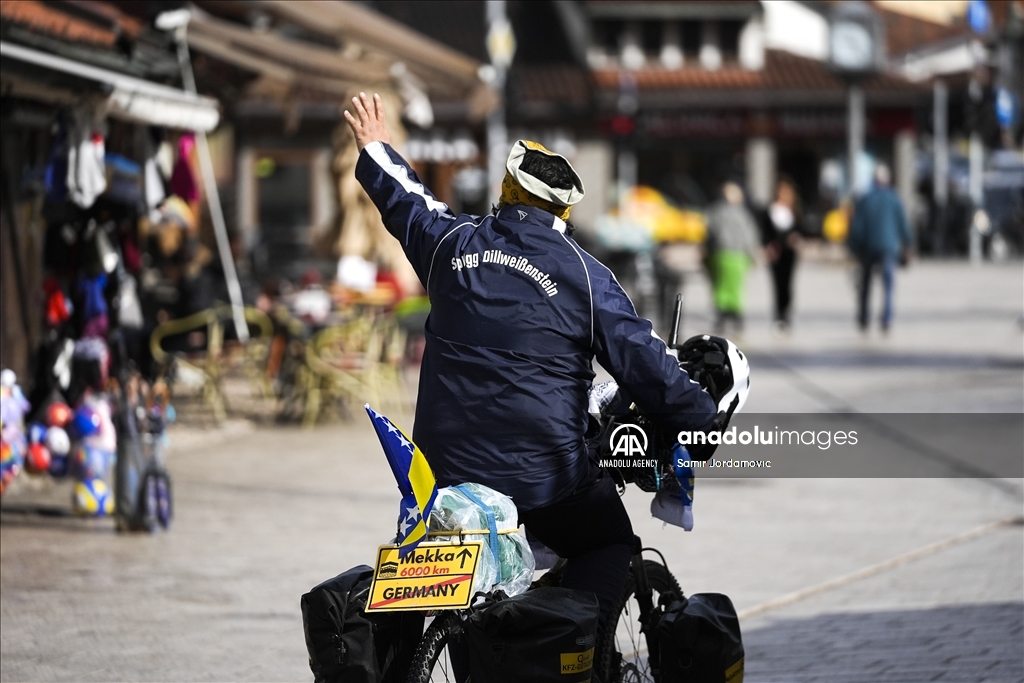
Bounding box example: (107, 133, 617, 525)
(705, 182, 761, 333)
(848, 163, 913, 332)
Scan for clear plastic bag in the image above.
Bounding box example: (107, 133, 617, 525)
(428, 482, 535, 598)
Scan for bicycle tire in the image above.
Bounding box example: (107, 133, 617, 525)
(596, 559, 681, 683)
(405, 612, 462, 683)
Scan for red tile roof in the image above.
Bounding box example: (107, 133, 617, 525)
(515, 64, 591, 106)
(592, 49, 921, 94)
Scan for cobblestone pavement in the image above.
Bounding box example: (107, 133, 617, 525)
(1, 260, 1022, 682)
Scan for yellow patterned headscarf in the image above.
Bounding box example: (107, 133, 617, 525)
(499, 140, 585, 220)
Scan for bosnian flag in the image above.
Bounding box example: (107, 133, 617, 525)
(365, 405, 438, 557)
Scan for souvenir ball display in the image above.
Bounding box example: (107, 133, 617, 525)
(46, 402, 73, 428)
(25, 443, 52, 475)
(45, 426, 71, 455)
(73, 477, 114, 516)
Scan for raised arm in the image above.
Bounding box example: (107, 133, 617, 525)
(345, 92, 456, 285)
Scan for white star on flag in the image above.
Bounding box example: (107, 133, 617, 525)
(405, 505, 420, 522)
(399, 518, 412, 537)
(396, 432, 412, 450)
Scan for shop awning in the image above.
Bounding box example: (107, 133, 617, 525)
(0, 40, 220, 131)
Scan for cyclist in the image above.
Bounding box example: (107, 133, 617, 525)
(345, 93, 723, 643)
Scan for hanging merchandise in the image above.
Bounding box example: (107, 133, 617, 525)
(43, 277, 73, 328)
(44, 119, 69, 203)
(0, 370, 31, 494)
(154, 196, 197, 262)
(83, 394, 117, 454)
(70, 339, 110, 397)
(94, 224, 120, 275)
(117, 272, 144, 329)
(45, 426, 71, 456)
(0, 441, 21, 494)
(140, 127, 167, 223)
(25, 443, 52, 475)
(73, 445, 110, 481)
(72, 405, 102, 438)
(169, 134, 199, 203)
(104, 154, 142, 207)
(53, 339, 75, 393)
(43, 218, 80, 275)
(76, 272, 108, 327)
(46, 401, 73, 428)
(66, 107, 108, 209)
(73, 477, 114, 516)
(46, 426, 72, 478)
(79, 220, 119, 276)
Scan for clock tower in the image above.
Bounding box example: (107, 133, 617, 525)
(829, 2, 885, 196)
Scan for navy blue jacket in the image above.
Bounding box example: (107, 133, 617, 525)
(356, 142, 716, 510)
(848, 187, 912, 260)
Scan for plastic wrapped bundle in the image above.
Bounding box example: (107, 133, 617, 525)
(428, 483, 535, 598)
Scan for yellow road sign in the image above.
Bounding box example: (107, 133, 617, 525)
(366, 541, 482, 612)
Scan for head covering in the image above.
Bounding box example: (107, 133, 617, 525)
(499, 140, 585, 220)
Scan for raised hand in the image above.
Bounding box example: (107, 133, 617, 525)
(343, 92, 390, 152)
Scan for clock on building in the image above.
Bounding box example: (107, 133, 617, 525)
(829, 7, 881, 76)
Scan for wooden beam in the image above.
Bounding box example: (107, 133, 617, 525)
(187, 31, 365, 97)
(261, 0, 482, 88)
(189, 9, 392, 84)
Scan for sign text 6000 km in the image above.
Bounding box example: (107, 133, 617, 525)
(366, 541, 481, 611)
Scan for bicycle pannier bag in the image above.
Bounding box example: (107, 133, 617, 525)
(655, 593, 744, 683)
(301, 565, 423, 683)
(464, 586, 599, 683)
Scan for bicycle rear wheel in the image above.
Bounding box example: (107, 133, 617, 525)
(405, 612, 464, 683)
(597, 559, 681, 683)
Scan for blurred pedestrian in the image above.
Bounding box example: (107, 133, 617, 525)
(705, 182, 761, 334)
(761, 177, 802, 333)
(847, 163, 912, 333)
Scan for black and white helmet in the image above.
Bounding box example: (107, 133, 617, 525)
(677, 335, 750, 414)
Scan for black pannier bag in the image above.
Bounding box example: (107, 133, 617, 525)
(464, 587, 599, 683)
(655, 593, 744, 683)
(301, 565, 423, 683)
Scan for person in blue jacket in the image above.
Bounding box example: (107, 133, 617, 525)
(847, 163, 913, 333)
(345, 93, 718, 635)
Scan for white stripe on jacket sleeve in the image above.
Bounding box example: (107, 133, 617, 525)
(364, 141, 450, 216)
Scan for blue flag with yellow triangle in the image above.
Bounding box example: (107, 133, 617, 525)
(365, 405, 438, 558)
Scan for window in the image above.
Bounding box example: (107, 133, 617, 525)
(720, 20, 744, 61)
(681, 21, 702, 58)
(641, 21, 662, 58)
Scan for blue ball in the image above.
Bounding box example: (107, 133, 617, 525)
(28, 423, 47, 445)
(72, 408, 101, 437)
(48, 453, 70, 478)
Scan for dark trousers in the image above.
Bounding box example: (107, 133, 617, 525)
(770, 248, 797, 323)
(858, 255, 896, 330)
(519, 470, 635, 633)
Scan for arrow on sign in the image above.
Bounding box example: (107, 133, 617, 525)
(456, 547, 473, 569)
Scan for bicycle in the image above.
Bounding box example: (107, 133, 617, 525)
(403, 533, 681, 683)
(394, 396, 688, 683)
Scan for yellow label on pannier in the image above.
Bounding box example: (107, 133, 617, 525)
(726, 656, 745, 682)
(560, 647, 594, 674)
(365, 542, 481, 612)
